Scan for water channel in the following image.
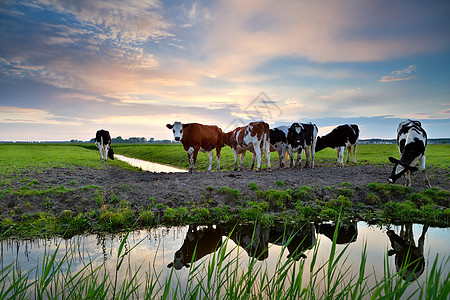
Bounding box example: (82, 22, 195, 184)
(1, 222, 448, 298)
(115, 154, 187, 173)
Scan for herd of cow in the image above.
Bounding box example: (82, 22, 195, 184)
(95, 119, 431, 187)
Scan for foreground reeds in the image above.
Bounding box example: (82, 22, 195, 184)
(0, 225, 448, 300)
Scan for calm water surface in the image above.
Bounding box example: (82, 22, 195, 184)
(1, 222, 448, 298)
(115, 154, 187, 172)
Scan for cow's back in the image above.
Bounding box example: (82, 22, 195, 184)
(182, 123, 223, 151)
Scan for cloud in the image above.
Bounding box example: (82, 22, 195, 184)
(0, 106, 81, 125)
(379, 65, 417, 82)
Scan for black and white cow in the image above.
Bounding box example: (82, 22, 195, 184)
(95, 129, 114, 161)
(388, 120, 430, 187)
(270, 126, 288, 168)
(315, 124, 359, 167)
(287, 123, 318, 168)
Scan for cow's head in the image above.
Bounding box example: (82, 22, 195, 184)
(166, 122, 190, 141)
(108, 148, 114, 160)
(288, 123, 303, 146)
(167, 250, 189, 270)
(388, 157, 418, 183)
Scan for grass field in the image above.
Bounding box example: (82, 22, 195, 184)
(0, 144, 138, 174)
(1, 143, 449, 173)
(110, 143, 450, 171)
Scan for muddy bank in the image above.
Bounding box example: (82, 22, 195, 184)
(1, 163, 449, 236)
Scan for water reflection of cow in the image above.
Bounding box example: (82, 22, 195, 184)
(387, 224, 427, 281)
(167, 224, 268, 269)
(269, 223, 316, 260)
(167, 225, 224, 270)
(168, 223, 317, 269)
(315, 221, 358, 244)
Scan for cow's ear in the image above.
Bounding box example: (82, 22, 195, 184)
(388, 157, 398, 164)
(167, 262, 173, 268)
(166, 124, 174, 129)
(182, 124, 190, 129)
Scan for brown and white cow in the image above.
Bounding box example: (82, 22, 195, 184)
(223, 121, 271, 171)
(95, 129, 114, 161)
(166, 122, 223, 173)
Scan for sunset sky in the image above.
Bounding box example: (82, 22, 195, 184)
(1, 0, 449, 141)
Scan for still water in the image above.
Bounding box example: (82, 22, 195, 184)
(115, 154, 187, 173)
(1, 222, 448, 298)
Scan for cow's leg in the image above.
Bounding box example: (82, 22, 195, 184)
(277, 148, 283, 168)
(296, 148, 303, 169)
(216, 147, 221, 171)
(311, 145, 316, 168)
(265, 139, 271, 171)
(232, 149, 239, 171)
(254, 143, 262, 171)
(405, 170, 411, 186)
(250, 152, 255, 170)
(104, 144, 110, 161)
(186, 147, 195, 173)
(336, 147, 344, 167)
(346, 146, 351, 164)
(207, 151, 213, 172)
(95, 142, 103, 160)
(419, 155, 431, 187)
(288, 146, 295, 168)
(352, 144, 357, 163)
(192, 147, 200, 173)
(304, 146, 311, 168)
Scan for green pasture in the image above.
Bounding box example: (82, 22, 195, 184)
(111, 143, 450, 171)
(0, 144, 137, 174)
(1, 143, 449, 172)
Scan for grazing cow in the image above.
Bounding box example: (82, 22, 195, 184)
(167, 226, 223, 270)
(388, 120, 430, 187)
(286, 122, 318, 168)
(166, 122, 223, 173)
(387, 224, 427, 281)
(95, 129, 114, 161)
(315, 124, 359, 167)
(269, 126, 288, 168)
(223, 121, 271, 171)
(269, 223, 316, 260)
(316, 221, 358, 244)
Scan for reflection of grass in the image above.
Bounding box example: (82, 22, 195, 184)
(0, 224, 447, 299)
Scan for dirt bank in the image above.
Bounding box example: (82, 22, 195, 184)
(2, 163, 448, 220)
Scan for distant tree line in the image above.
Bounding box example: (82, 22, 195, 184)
(87, 136, 174, 144)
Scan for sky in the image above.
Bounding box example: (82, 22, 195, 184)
(1, 0, 449, 141)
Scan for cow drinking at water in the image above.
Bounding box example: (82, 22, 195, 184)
(95, 129, 114, 161)
(388, 119, 431, 187)
(166, 122, 223, 173)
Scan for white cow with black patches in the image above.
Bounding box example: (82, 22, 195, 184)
(388, 120, 431, 187)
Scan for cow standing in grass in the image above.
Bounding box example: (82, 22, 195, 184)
(223, 121, 271, 172)
(388, 119, 431, 187)
(315, 124, 359, 167)
(95, 129, 114, 161)
(286, 123, 318, 168)
(166, 122, 223, 173)
(270, 126, 288, 168)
